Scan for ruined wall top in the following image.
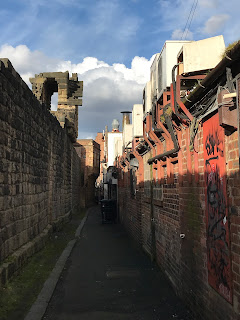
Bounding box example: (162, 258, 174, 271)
(30, 71, 83, 142)
(30, 71, 83, 109)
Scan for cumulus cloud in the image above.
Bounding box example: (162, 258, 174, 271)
(72, 57, 109, 74)
(0, 44, 152, 138)
(203, 14, 230, 34)
(0, 44, 64, 85)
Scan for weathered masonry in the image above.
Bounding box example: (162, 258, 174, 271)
(74, 139, 100, 208)
(30, 72, 83, 142)
(116, 41, 240, 319)
(0, 59, 83, 286)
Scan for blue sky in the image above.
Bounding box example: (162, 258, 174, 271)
(0, 0, 239, 138)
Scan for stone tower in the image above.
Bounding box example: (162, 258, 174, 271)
(30, 72, 83, 142)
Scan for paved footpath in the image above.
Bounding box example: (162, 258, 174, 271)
(43, 206, 192, 320)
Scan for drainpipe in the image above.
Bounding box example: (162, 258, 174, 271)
(118, 155, 127, 170)
(143, 115, 157, 181)
(118, 161, 125, 171)
(132, 138, 144, 185)
(152, 101, 168, 134)
(148, 42, 240, 166)
(151, 63, 191, 123)
(122, 151, 131, 169)
(148, 104, 180, 164)
(236, 76, 240, 166)
(146, 114, 164, 183)
(148, 61, 199, 164)
(143, 116, 156, 157)
(172, 64, 193, 121)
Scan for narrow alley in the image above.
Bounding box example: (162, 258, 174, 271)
(43, 206, 191, 320)
(1, 33, 240, 320)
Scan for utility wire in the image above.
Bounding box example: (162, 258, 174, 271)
(185, 0, 198, 39)
(181, 0, 198, 40)
(181, 0, 196, 40)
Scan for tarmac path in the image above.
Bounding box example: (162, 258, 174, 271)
(43, 206, 192, 320)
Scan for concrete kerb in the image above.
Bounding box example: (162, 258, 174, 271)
(24, 208, 91, 320)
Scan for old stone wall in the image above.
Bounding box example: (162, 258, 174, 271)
(118, 83, 240, 319)
(0, 59, 81, 270)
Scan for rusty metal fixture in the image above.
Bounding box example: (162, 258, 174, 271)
(171, 64, 206, 121)
(183, 40, 240, 111)
(132, 138, 145, 184)
(148, 105, 179, 164)
(218, 88, 238, 129)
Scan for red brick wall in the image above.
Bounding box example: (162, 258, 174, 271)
(74, 139, 100, 207)
(118, 94, 240, 319)
(95, 132, 105, 164)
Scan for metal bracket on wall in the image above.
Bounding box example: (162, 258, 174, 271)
(226, 67, 235, 93)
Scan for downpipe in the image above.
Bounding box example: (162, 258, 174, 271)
(148, 105, 180, 164)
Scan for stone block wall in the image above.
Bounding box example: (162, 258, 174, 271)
(0, 59, 81, 266)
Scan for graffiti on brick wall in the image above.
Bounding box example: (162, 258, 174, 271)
(203, 113, 232, 304)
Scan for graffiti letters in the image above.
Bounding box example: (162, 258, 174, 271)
(205, 133, 224, 157)
(203, 113, 232, 304)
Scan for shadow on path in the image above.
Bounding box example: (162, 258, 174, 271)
(43, 206, 192, 320)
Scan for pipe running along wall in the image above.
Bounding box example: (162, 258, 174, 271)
(148, 104, 179, 164)
(132, 138, 144, 184)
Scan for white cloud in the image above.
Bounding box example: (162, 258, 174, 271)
(71, 57, 109, 75)
(0, 44, 151, 137)
(0, 0, 142, 64)
(111, 56, 153, 85)
(199, 0, 219, 8)
(0, 0, 239, 71)
(171, 29, 193, 40)
(203, 14, 230, 34)
(0, 44, 63, 85)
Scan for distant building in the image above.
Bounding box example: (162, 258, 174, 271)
(74, 139, 100, 207)
(95, 119, 123, 199)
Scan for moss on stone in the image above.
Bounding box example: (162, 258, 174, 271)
(222, 40, 239, 59)
(0, 208, 86, 320)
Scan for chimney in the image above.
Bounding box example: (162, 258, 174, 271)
(121, 111, 131, 131)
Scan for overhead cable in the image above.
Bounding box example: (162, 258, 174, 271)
(181, 0, 198, 40)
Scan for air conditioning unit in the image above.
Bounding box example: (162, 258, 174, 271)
(143, 81, 152, 115)
(123, 124, 133, 149)
(107, 132, 122, 167)
(132, 104, 143, 138)
(157, 40, 192, 100)
(115, 138, 123, 158)
(150, 53, 160, 103)
(177, 35, 225, 75)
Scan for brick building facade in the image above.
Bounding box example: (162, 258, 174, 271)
(74, 139, 100, 207)
(116, 42, 240, 319)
